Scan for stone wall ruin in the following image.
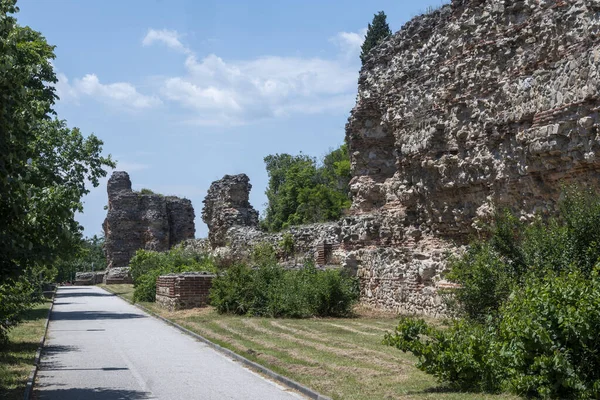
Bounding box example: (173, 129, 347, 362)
(187, 0, 600, 316)
(103, 171, 196, 271)
(341, 0, 600, 314)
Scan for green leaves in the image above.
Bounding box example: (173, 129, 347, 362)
(0, 1, 114, 336)
(130, 246, 217, 303)
(262, 145, 351, 232)
(390, 189, 600, 398)
(210, 256, 359, 318)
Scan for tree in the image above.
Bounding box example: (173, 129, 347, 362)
(0, 0, 114, 340)
(261, 145, 351, 232)
(53, 235, 107, 283)
(360, 11, 392, 64)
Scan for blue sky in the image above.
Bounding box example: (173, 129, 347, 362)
(17, 0, 447, 238)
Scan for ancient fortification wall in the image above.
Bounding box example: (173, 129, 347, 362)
(120, 0, 600, 315)
(341, 0, 600, 314)
(103, 171, 195, 269)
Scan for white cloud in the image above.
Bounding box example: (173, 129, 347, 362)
(56, 73, 161, 110)
(330, 29, 367, 58)
(142, 29, 190, 54)
(159, 47, 361, 126)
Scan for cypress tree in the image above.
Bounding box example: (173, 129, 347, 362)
(360, 11, 392, 64)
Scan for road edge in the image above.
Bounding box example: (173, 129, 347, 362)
(23, 290, 55, 400)
(100, 286, 332, 400)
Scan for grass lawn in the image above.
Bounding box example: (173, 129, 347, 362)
(99, 284, 519, 400)
(0, 300, 51, 400)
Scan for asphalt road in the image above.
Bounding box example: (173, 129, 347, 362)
(34, 286, 304, 400)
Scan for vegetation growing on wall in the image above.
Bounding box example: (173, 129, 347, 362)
(384, 188, 600, 398)
(0, 0, 114, 342)
(261, 144, 351, 232)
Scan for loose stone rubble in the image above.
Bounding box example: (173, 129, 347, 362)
(102, 171, 195, 282)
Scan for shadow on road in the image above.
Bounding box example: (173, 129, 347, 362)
(34, 387, 153, 399)
(50, 311, 145, 321)
(56, 292, 115, 298)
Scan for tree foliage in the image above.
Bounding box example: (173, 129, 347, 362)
(261, 145, 351, 232)
(360, 11, 392, 64)
(0, 0, 114, 340)
(52, 235, 107, 283)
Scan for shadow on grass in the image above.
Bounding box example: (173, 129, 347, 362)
(33, 387, 153, 399)
(21, 306, 51, 322)
(406, 385, 479, 395)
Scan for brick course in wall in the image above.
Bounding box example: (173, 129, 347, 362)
(155, 272, 215, 311)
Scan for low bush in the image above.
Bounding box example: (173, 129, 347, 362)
(448, 187, 600, 321)
(387, 188, 600, 398)
(0, 271, 44, 344)
(385, 270, 600, 398)
(130, 246, 216, 302)
(210, 262, 359, 318)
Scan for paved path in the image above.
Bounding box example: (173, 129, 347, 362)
(34, 286, 304, 400)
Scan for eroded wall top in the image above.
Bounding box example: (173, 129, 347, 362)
(103, 171, 195, 269)
(347, 0, 600, 240)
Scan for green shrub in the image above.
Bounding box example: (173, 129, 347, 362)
(210, 262, 359, 318)
(279, 233, 295, 259)
(385, 270, 600, 398)
(448, 187, 600, 320)
(499, 270, 600, 398)
(0, 272, 44, 343)
(388, 188, 600, 397)
(250, 242, 278, 267)
(130, 246, 216, 302)
(384, 318, 503, 392)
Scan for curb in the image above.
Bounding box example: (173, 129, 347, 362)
(23, 291, 55, 400)
(100, 286, 332, 400)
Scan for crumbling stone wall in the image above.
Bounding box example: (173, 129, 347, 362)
(202, 174, 259, 247)
(103, 171, 195, 269)
(187, 0, 600, 315)
(342, 0, 600, 314)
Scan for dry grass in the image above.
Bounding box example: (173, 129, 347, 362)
(0, 301, 51, 400)
(100, 284, 519, 400)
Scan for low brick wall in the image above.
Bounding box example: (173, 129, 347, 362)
(156, 272, 215, 311)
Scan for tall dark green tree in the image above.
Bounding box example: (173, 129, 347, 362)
(360, 11, 392, 64)
(0, 0, 114, 341)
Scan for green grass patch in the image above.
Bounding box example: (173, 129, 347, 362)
(0, 301, 51, 400)
(102, 284, 519, 399)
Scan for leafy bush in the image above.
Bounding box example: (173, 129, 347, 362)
(210, 262, 359, 318)
(130, 246, 216, 302)
(388, 188, 600, 398)
(448, 187, 600, 320)
(385, 270, 600, 398)
(0, 272, 44, 344)
(279, 233, 295, 259)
